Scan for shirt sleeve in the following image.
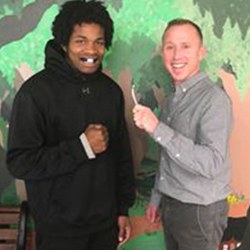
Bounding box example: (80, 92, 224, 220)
(6, 90, 91, 181)
(149, 171, 162, 207)
(151, 91, 233, 179)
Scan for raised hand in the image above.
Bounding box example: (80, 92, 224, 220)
(133, 104, 159, 134)
(84, 124, 109, 154)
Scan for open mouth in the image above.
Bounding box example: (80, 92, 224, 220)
(172, 63, 186, 69)
(80, 57, 98, 63)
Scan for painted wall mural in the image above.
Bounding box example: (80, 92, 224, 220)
(0, 0, 250, 248)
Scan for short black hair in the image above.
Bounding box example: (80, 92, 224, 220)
(52, 0, 114, 49)
(162, 18, 203, 43)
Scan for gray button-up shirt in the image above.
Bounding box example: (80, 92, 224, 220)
(150, 72, 233, 206)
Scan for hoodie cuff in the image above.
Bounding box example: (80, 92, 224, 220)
(79, 133, 96, 159)
(151, 122, 174, 145)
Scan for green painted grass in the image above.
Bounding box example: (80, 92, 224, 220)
(119, 231, 166, 250)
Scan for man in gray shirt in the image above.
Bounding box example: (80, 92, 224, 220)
(133, 18, 233, 250)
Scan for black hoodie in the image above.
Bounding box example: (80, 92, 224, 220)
(7, 40, 135, 237)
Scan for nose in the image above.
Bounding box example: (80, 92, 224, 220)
(85, 41, 96, 53)
(173, 47, 182, 59)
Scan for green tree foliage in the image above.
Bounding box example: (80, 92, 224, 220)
(0, 0, 22, 17)
(0, 5, 57, 86)
(194, 0, 250, 39)
(105, 0, 123, 11)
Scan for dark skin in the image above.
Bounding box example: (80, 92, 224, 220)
(85, 124, 109, 154)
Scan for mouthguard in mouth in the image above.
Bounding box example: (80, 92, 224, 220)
(81, 57, 97, 63)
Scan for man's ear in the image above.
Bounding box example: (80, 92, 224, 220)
(199, 45, 207, 60)
(159, 44, 164, 57)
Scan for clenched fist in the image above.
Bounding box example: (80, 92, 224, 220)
(133, 104, 159, 133)
(85, 124, 109, 154)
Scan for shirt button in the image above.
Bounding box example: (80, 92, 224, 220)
(167, 116, 171, 122)
(160, 176, 164, 181)
(156, 136, 161, 142)
(182, 88, 187, 92)
(175, 153, 180, 158)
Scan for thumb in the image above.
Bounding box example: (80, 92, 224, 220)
(149, 211, 156, 223)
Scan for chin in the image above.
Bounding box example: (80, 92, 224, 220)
(80, 67, 98, 74)
(173, 74, 187, 83)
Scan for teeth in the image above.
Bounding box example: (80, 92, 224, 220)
(82, 57, 97, 63)
(86, 58, 94, 63)
(173, 63, 185, 68)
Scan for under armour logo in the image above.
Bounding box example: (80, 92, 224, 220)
(82, 87, 90, 95)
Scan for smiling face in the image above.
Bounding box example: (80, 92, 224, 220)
(65, 23, 105, 74)
(161, 23, 206, 85)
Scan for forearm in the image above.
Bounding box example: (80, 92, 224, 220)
(152, 121, 231, 179)
(6, 136, 89, 180)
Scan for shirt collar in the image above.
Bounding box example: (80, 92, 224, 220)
(175, 72, 207, 95)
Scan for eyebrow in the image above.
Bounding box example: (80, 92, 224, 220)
(74, 35, 105, 41)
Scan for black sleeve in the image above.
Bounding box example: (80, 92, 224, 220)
(114, 94, 136, 216)
(6, 89, 90, 181)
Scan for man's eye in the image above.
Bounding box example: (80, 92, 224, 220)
(165, 46, 173, 50)
(96, 40, 105, 46)
(76, 39, 85, 44)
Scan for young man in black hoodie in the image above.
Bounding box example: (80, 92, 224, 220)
(6, 1, 135, 249)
